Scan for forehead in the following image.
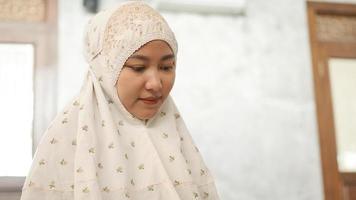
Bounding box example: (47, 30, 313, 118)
(130, 40, 174, 57)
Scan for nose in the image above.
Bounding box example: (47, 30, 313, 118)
(145, 70, 162, 92)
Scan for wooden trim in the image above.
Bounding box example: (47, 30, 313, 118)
(307, 1, 356, 200)
(321, 43, 356, 58)
(308, 1, 356, 16)
(341, 173, 356, 185)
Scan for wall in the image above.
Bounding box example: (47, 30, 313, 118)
(58, 0, 328, 199)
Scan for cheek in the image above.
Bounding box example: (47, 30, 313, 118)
(162, 73, 175, 95)
(116, 73, 139, 103)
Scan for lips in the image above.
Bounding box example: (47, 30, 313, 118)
(139, 96, 162, 105)
(140, 97, 161, 101)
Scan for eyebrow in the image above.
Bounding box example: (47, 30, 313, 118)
(128, 54, 175, 62)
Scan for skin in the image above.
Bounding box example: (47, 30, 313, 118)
(116, 40, 176, 120)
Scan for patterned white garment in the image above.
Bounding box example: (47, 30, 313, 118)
(20, 1, 220, 199)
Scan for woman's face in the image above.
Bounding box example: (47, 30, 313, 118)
(116, 40, 176, 120)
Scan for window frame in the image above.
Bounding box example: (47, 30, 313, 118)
(307, 1, 356, 199)
(0, 0, 58, 193)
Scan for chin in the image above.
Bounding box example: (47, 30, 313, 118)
(138, 110, 158, 120)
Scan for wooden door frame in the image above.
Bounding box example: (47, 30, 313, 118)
(307, 1, 356, 200)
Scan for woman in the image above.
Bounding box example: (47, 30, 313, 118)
(21, 1, 220, 199)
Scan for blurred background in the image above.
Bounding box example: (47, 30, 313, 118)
(0, 0, 355, 199)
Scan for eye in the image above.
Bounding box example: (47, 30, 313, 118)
(125, 65, 146, 73)
(160, 65, 174, 71)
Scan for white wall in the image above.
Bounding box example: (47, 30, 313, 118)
(58, 0, 328, 199)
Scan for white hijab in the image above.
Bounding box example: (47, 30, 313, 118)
(21, 1, 220, 199)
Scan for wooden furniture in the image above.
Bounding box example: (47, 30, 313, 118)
(307, 1, 356, 200)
